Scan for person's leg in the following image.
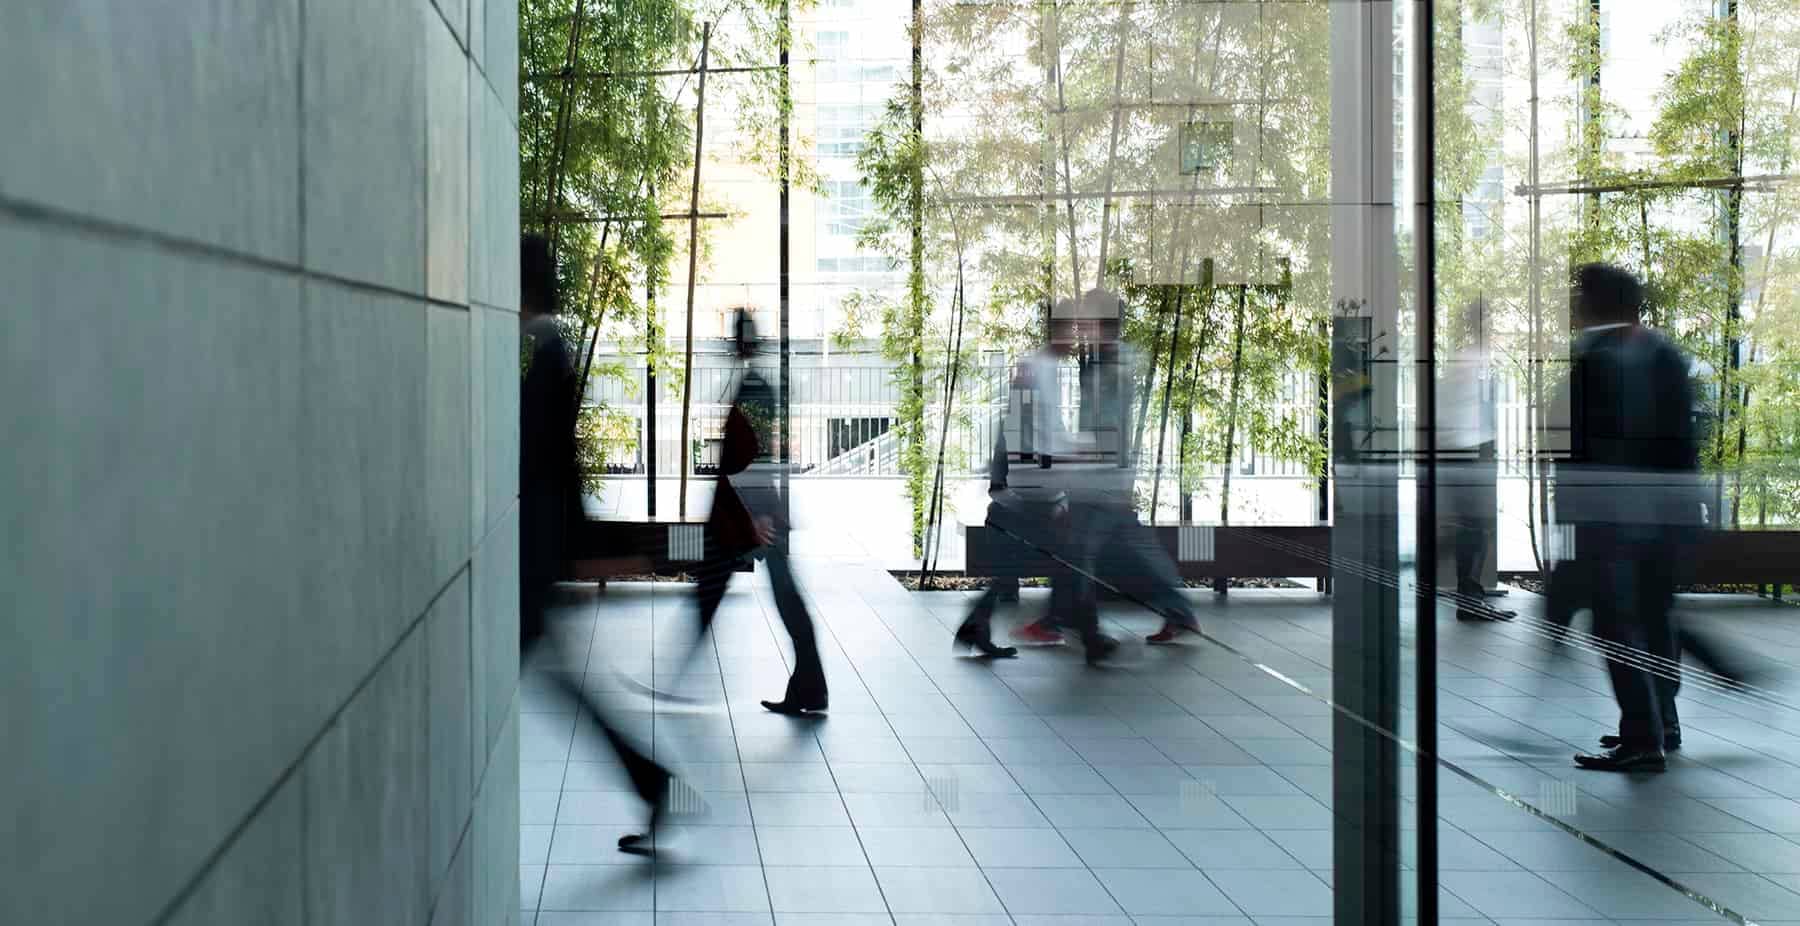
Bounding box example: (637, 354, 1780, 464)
(1065, 502, 1114, 659)
(1677, 624, 1748, 688)
(1544, 553, 1589, 645)
(955, 581, 1018, 657)
(761, 535, 828, 711)
(520, 588, 671, 847)
(1579, 557, 1666, 768)
(540, 641, 669, 802)
(1013, 501, 1074, 642)
(674, 548, 737, 677)
(1640, 555, 1682, 741)
(1089, 511, 1196, 637)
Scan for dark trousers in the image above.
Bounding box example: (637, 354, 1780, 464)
(520, 579, 668, 808)
(1583, 544, 1681, 750)
(1548, 555, 1744, 685)
(1067, 501, 1197, 639)
(1440, 457, 1496, 609)
(962, 499, 1077, 639)
(692, 532, 826, 704)
(1454, 518, 1489, 596)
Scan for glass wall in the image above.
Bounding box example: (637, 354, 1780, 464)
(527, 0, 1800, 921)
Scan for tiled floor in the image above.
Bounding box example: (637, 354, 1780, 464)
(519, 554, 1800, 925)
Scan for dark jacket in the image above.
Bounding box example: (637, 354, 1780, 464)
(519, 315, 583, 616)
(1561, 324, 1702, 537)
(708, 369, 778, 553)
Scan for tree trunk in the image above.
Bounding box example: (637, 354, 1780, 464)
(1047, 2, 1083, 297)
(676, 24, 711, 519)
(1219, 286, 1247, 526)
(545, 0, 593, 258)
(1130, 289, 1170, 463)
(1524, 0, 1548, 578)
(1094, 2, 1131, 282)
(920, 257, 969, 587)
(1149, 280, 1192, 522)
(573, 222, 615, 404)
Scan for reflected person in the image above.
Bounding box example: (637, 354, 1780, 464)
(1563, 263, 1700, 773)
(1438, 297, 1514, 622)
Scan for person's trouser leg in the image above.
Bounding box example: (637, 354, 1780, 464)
(1546, 558, 1585, 630)
(1677, 623, 1747, 686)
(764, 536, 827, 704)
(1589, 557, 1666, 751)
(521, 586, 669, 807)
(667, 546, 738, 685)
(1065, 502, 1109, 648)
(1638, 556, 1681, 736)
(1098, 510, 1196, 628)
(1455, 517, 1487, 595)
(960, 581, 1004, 639)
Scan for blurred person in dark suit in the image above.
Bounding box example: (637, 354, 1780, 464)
(1007, 289, 1200, 662)
(1562, 263, 1701, 772)
(517, 234, 673, 852)
(1542, 300, 1753, 699)
(641, 309, 829, 715)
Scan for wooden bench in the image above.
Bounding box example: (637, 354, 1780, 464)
(564, 517, 753, 582)
(964, 521, 1331, 591)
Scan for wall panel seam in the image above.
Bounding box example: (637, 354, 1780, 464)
(141, 560, 471, 926)
(0, 194, 439, 306)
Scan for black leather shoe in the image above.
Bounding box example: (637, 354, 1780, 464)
(1455, 606, 1517, 622)
(1084, 635, 1121, 667)
(618, 776, 672, 855)
(955, 620, 1019, 659)
(1600, 731, 1681, 751)
(1574, 746, 1667, 772)
(761, 697, 828, 716)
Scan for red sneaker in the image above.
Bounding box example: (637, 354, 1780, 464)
(1146, 621, 1200, 645)
(1010, 620, 1066, 645)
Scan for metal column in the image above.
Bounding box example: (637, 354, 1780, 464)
(1330, 3, 1405, 925)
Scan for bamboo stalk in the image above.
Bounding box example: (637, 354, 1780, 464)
(676, 23, 712, 519)
(1218, 285, 1247, 526)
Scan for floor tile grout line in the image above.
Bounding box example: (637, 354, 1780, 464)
(711, 575, 784, 924)
(545, 574, 1800, 922)
(785, 560, 1023, 923)
(1464, 620, 1800, 775)
(839, 564, 1256, 922)
(901, 585, 1549, 917)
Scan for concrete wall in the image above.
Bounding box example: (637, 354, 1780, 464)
(0, 1, 521, 923)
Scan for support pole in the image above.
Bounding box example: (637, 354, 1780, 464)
(646, 253, 658, 518)
(1412, 2, 1441, 922)
(1329, 3, 1402, 923)
(779, 0, 792, 525)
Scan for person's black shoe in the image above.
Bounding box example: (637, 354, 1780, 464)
(1455, 606, 1517, 622)
(618, 776, 672, 855)
(955, 620, 1019, 659)
(761, 696, 828, 716)
(1084, 635, 1121, 667)
(1599, 730, 1681, 751)
(1574, 745, 1667, 772)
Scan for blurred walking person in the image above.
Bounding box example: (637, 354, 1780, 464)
(1562, 263, 1702, 772)
(1011, 289, 1201, 661)
(651, 310, 828, 714)
(1438, 298, 1515, 622)
(516, 234, 673, 852)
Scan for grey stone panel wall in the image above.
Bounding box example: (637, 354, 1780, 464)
(0, 1, 521, 924)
